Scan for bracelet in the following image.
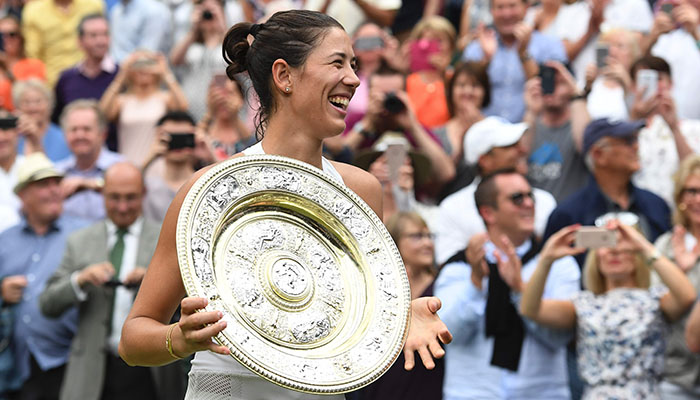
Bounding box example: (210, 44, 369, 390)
(166, 323, 183, 360)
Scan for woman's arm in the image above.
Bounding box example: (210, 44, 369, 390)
(99, 73, 126, 122)
(170, 31, 196, 67)
(520, 225, 582, 330)
(686, 300, 700, 353)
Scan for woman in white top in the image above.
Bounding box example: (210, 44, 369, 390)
(119, 10, 452, 399)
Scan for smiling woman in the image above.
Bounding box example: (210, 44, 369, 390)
(118, 10, 451, 400)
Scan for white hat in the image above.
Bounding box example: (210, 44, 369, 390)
(464, 116, 528, 165)
(13, 152, 63, 193)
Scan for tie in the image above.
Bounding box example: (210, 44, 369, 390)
(110, 228, 127, 279)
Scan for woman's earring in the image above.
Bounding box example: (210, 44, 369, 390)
(285, 87, 290, 93)
(680, 203, 688, 211)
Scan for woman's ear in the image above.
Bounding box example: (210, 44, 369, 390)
(271, 59, 293, 94)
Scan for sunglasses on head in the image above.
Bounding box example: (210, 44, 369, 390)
(508, 191, 534, 206)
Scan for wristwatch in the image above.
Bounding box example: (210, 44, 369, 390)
(645, 248, 661, 267)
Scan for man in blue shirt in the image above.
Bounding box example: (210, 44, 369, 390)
(0, 153, 87, 399)
(436, 169, 579, 399)
(462, 0, 567, 123)
(109, 0, 171, 62)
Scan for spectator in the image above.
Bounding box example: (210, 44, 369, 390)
(433, 62, 488, 198)
(585, 29, 640, 120)
(109, 0, 171, 62)
(390, 0, 441, 41)
(53, 13, 119, 147)
(644, 0, 700, 120)
(100, 51, 188, 167)
(0, 110, 21, 212)
(55, 100, 123, 222)
(15, 79, 70, 162)
(170, 0, 228, 121)
(306, 0, 400, 36)
(198, 77, 255, 162)
(462, 0, 567, 123)
(434, 116, 557, 265)
(543, 118, 671, 267)
(521, 221, 696, 399)
(687, 300, 700, 353)
(0, 153, 88, 399)
(40, 162, 165, 400)
(358, 212, 444, 400)
(629, 55, 700, 206)
(436, 169, 579, 399)
(652, 155, 700, 399)
(0, 16, 46, 82)
(524, 61, 591, 202)
(21, 0, 104, 86)
(142, 111, 198, 222)
(524, 0, 593, 65)
(0, 0, 21, 20)
(404, 16, 455, 130)
(171, 0, 245, 46)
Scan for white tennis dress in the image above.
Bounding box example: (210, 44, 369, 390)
(184, 142, 346, 400)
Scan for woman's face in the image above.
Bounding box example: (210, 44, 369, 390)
(680, 173, 700, 229)
(353, 24, 384, 69)
(19, 88, 50, 122)
(451, 71, 484, 109)
(607, 32, 634, 68)
(0, 19, 21, 58)
(398, 220, 435, 272)
(288, 27, 360, 138)
(596, 232, 637, 281)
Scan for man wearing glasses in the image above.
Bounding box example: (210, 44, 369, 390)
(543, 118, 671, 267)
(435, 169, 580, 399)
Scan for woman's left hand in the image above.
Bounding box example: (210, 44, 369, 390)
(671, 225, 700, 272)
(403, 296, 452, 370)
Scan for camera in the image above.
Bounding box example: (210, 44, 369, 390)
(202, 10, 214, 20)
(0, 116, 18, 130)
(383, 92, 406, 114)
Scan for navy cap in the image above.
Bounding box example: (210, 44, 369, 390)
(582, 118, 646, 155)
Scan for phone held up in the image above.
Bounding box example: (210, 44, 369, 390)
(575, 227, 617, 249)
(409, 38, 441, 72)
(595, 44, 609, 69)
(636, 69, 658, 101)
(538, 65, 556, 95)
(168, 133, 196, 151)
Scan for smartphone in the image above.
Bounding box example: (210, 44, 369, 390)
(595, 44, 609, 69)
(636, 69, 658, 101)
(575, 227, 617, 249)
(168, 133, 196, 150)
(539, 65, 556, 95)
(661, 3, 674, 16)
(409, 39, 441, 72)
(354, 36, 384, 51)
(385, 142, 408, 185)
(212, 74, 228, 87)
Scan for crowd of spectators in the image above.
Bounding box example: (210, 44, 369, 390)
(1, 0, 700, 399)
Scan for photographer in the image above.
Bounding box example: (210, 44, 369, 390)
(341, 65, 454, 187)
(170, 0, 228, 121)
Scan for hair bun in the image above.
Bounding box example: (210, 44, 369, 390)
(223, 22, 254, 78)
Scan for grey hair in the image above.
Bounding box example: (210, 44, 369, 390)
(12, 79, 55, 111)
(60, 99, 108, 133)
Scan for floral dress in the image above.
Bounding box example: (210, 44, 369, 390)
(572, 287, 668, 399)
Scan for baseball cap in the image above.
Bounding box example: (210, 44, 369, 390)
(464, 116, 528, 165)
(582, 118, 645, 155)
(13, 153, 64, 193)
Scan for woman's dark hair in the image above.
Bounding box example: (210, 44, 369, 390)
(445, 62, 491, 117)
(223, 10, 343, 138)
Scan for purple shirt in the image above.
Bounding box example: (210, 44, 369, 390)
(52, 58, 119, 123)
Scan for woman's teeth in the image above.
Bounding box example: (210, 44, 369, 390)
(329, 96, 349, 109)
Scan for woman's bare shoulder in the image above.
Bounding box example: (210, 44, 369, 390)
(329, 161, 383, 218)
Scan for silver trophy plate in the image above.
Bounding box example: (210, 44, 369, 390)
(176, 154, 411, 394)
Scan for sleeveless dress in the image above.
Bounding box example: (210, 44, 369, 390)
(117, 93, 167, 166)
(185, 142, 345, 400)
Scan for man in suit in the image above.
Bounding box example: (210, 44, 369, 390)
(39, 162, 161, 400)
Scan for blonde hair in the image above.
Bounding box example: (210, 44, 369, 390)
(583, 247, 650, 295)
(12, 79, 54, 111)
(384, 212, 436, 276)
(672, 154, 700, 228)
(599, 29, 642, 64)
(408, 16, 456, 50)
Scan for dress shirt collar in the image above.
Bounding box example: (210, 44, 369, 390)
(105, 216, 143, 239)
(484, 238, 532, 263)
(77, 55, 117, 75)
(19, 213, 63, 235)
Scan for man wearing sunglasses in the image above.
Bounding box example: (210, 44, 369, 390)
(435, 169, 580, 399)
(544, 118, 671, 267)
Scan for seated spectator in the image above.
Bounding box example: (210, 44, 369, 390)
(15, 79, 70, 162)
(53, 14, 119, 141)
(109, 0, 171, 62)
(524, 61, 591, 202)
(652, 155, 700, 398)
(585, 29, 640, 120)
(358, 212, 444, 400)
(0, 109, 22, 212)
(55, 100, 123, 222)
(644, 0, 700, 120)
(21, 0, 104, 86)
(433, 62, 488, 198)
(544, 118, 671, 267)
(198, 77, 255, 162)
(40, 162, 167, 400)
(170, 0, 228, 121)
(100, 51, 188, 166)
(521, 221, 696, 399)
(629, 55, 700, 206)
(404, 16, 455, 129)
(0, 16, 45, 83)
(142, 111, 198, 222)
(436, 169, 579, 399)
(434, 116, 557, 264)
(687, 300, 700, 353)
(0, 153, 88, 399)
(462, 0, 567, 123)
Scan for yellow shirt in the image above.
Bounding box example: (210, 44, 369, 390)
(22, 0, 104, 87)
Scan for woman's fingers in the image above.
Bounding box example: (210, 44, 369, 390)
(417, 346, 436, 370)
(403, 348, 416, 371)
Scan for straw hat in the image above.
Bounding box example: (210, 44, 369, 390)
(13, 153, 63, 193)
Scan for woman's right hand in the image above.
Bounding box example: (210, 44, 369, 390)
(540, 224, 585, 264)
(671, 225, 700, 272)
(171, 297, 230, 358)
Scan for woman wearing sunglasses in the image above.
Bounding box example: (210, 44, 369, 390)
(521, 221, 696, 399)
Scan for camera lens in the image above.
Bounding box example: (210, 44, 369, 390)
(383, 93, 406, 114)
(202, 10, 213, 20)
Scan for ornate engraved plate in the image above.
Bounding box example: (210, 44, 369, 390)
(176, 155, 411, 394)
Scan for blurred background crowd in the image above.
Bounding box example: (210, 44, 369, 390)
(1, 0, 700, 398)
